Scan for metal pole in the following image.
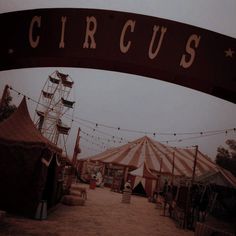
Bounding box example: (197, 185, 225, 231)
(123, 166, 129, 182)
(184, 145, 198, 229)
(160, 158, 163, 173)
(191, 145, 198, 185)
(157, 158, 163, 192)
(171, 152, 175, 185)
(66, 127, 81, 190)
(72, 127, 81, 165)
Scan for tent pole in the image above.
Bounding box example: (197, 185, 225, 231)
(171, 152, 175, 185)
(157, 158, 163, 192)
(72, 127, 81, 165)
(123, 166, 129, 182)
(184, 145, 198, 229)
(66, 128, 81, 190)
(191, 145, 198, 185)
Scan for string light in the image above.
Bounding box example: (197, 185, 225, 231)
(162, 131, 225, 143)
(80, 129, 121, 144)
(8, 86, 236, 147)
(68, 117, 129, 143)
(80, 136, 107, 149)
(80, 144, 100, 153)
(71, 114, 235, 136)
(64, 113, 236, 137)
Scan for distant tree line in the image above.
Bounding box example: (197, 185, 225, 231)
(216, 139, 236, 177)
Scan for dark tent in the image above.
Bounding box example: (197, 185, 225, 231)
(0, 97, 63, 218)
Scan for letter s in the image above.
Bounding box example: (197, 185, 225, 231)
(180, 34, 201, 69)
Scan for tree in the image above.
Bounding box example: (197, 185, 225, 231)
(0, 87, 16, 122)
(225, 139, 236, 159)
(215, 139, 236, 177)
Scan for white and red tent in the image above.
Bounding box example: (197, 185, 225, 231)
(86, 136, 216, 176)
(84, 136, 236, 188)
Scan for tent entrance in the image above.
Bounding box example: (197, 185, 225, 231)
(132, 182, 147, 197)
(42, 155, 57, 209)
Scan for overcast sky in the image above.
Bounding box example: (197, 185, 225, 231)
(0, 0, 235, 159)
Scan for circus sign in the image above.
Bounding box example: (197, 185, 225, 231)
(0, 9, 235, 103)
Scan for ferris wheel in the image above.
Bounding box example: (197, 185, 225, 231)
(34, 70, 76, 155)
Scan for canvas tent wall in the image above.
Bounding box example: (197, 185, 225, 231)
(0, 97, 63, 217)
(129, 162, 157, 197)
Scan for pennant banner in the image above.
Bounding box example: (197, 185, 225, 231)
(0, 9, 235, 103)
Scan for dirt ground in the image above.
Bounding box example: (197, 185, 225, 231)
(0, 183, 194, 236)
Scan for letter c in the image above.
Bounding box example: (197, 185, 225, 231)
(29, 16, 41, 48)
(120, 20, 136, 54)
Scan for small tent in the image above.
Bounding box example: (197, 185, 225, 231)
(196, 167, 236, 188)
(0, 97, 63, 217)
(129, 162, 157, 197)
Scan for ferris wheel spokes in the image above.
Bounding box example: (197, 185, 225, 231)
(34, 70, 76, 156)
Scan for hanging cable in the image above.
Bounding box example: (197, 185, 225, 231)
(8, 86, 236, 145)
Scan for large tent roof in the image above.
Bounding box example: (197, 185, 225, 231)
(86, 136, 219, 178)
(0, 97, 61, 154)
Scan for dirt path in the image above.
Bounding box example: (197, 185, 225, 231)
(0, 183, 194, 236)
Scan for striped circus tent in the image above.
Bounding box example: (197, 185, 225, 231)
(86, 136, 218, 178)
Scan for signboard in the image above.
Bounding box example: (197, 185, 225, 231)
(0, 9, 235, 103)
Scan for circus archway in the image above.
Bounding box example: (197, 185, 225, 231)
(0, 8, 235, 103)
